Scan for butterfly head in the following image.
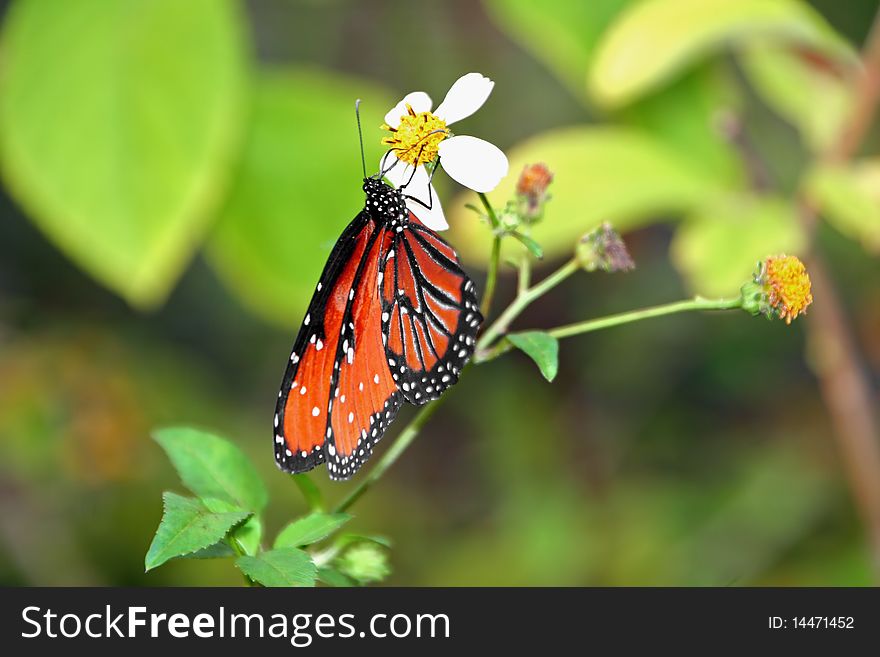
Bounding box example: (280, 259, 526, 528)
(363, 176, 406, 222)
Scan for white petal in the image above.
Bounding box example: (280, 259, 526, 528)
(438, 136, 509, 193)
(380, 153, 414, 186)
(434, 73, 494, 125)
(383, 91, 433, 128)
(405, 181, 448, 231)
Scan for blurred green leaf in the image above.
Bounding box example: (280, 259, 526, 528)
(337, 542, 390, 585)
(235, 547, 317, 587)
(739, 42, 855, 153)
(507, 332, 559, 382)
(145, 492, 249, 571)
(622, 66, 743, 184)
(671, 195, 806, 296)
(589, 0, 854, 108)
(153, 427, 269, 513)
(510, 232, 544, 259)
(803, 161, 880, 253)
(449, 126, 724, 264)
(0, 0, 247, 307)
(207, 68, 393, 327)
(274, 513, 352, 548)
(483, 0, 631, 100)
(316, 566, 355, 587)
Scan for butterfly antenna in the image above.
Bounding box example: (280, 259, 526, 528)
(355, 99, 367, 179)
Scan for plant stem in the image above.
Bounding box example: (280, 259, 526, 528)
(478, 192, 501, 318)
(477, 258, 580, 354)
(333, 400, 444, 514)
(477, 296, 742, 362)
(796, 6, 880, 579)
(292, 474, 324, 512)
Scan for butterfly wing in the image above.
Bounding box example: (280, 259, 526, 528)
(275, 210, 404, 480)
(380, 213, 482, 405)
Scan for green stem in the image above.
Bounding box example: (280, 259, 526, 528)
(477, 296, 743, 362)
(333, 400, 444, 514)
(478, 193, 501, 319)
(292, 474, 324, 512)
(477, 258, 580, 354)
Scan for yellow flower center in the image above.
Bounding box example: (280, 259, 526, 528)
(382, 104, 448, 168)
(763, 255, 813, 324)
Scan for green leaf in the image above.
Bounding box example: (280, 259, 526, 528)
(337, 542, 390, 585)
(507, 332, 560, 382)
(0, 0, 247, 307)
(183, 541, 236, 560)
(739, 42, 855, 153)
(448, 126, 723, 264)
(589, 0, 855, 107)
(145, 492, 249, 571)
(317, 566, 355, 588)
(231, 516, 263, 556)
(671, 195, 806, 296)
(483, 0, 632, 100)
(207, 68, 393, 327)
(235, 548, 317, 587)
(274, 513, 352, 548)
(510, 232, 544, 259)
(804, 161, 880, 253)
(153, 427, 268, 513)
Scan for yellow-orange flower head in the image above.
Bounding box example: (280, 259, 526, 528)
(758, 255, 813, 324)
(381, 104, 448, 168)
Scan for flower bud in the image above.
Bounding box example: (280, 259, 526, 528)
(576, 223, 635, 272)
(516, 163, 553, 222)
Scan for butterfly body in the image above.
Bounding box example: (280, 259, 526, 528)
(274, 178, 481, 480)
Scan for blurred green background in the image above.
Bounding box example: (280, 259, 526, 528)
(1, 0, 879, 586)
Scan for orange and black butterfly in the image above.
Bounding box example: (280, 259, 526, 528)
(273, 175, 482, 480)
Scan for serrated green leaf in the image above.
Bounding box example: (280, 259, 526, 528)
(316, 566, 355, 588)
(803, 161, 880, 253)
(207, 68, 393, 327)
(153, 427, 268, 513)
(510, 232, 544, 259)
(589, 0, 855, 107)
(483, 0, 631, 100)
(0, 0, 247, 307)
(739, 42, 855, 153)
(235, 548, 317, 587)
(231, 516, 263, 556)
(448, 126, 723, 264)
(145, 492, 249, 571)
(671, 195, 806, 296)
(275, 513, 352, 548)
(507, 332, 560, 382)
(183, 541, 237, 560)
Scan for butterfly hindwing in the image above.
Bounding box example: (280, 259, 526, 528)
(380, 214, 482, 405)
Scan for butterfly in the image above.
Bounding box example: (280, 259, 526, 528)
(273, 175, 483, 480)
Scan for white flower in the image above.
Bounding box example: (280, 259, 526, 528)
(379, 72, 509, 231)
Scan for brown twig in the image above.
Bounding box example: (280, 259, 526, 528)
(799, 8, 880, 578)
